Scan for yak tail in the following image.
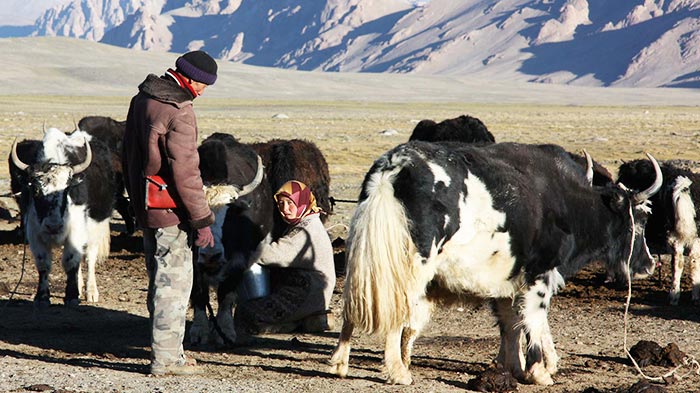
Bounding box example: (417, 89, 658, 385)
(672, 176, 697, 242)
(92, 218, 112, 263)
(342, 169, 416, 337)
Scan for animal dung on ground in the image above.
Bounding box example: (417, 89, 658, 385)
(623, 380, 669, 393)
(628, 340, 687, 368)
(466, 366, 517, 392)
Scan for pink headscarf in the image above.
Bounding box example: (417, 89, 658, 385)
(273, 180, 320, 225)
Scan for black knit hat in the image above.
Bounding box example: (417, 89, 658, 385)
(175, 50, 218, 85)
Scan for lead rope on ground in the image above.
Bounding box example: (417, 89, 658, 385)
(623, 205, 700, 382)
(206, 301, 237, 347)
(2, 219, 28, 310)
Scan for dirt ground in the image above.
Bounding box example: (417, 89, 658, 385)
(1, 99, 700, 392)
(1, 204, 700, 393)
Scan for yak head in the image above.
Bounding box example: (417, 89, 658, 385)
(10, 128, 92, 238)
(604, 153, 663, 282)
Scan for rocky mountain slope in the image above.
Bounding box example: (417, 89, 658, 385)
(15, 0, 700, 87)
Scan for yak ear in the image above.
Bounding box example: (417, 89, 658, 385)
(69, 173, 86, 187)
(601, 186, 628, 214)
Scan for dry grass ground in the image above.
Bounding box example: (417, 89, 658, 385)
(1, 96, 699, 220)
(1, 96, 700, 393)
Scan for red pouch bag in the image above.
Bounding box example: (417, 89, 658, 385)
(145, 175, 177, 209)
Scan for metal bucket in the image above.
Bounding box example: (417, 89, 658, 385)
(237, 263, 270, 301)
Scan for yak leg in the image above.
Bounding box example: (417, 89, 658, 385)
(670, 241, 685, 306)
(62, 205, 89, 306)
(27, 221, 53, 308)
(329, 319, 354, 378)
(33, 251, 53, 309)
(689, 239, 700, 305)
(520, 276, 559, 385)
(77, 258, 84, 300)
(400, 296, 433, 368)
(540, 318, 558, 375)
(213, 283, 238, 347)
(189, 262, 211, 345)
(82, 218, 110, 303)
(190, 302, 210, 345)
(384, 327, 412, 385)
(61, 241, 82, 307)
(492, 298, 525, 379)
(115, 192, 135, 235)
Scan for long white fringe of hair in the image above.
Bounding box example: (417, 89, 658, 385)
(672, 176, 697, 242)
(342, 168, 417, 337)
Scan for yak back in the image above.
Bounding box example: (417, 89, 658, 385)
(251, 138, 332, 239)
(409, 114, 495, 144)
(78, 116, 126, 174)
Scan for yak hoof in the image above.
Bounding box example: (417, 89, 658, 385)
(386, 373, 413, 385)
(211, 328, 236, 348)
(385, 367, 413, 385)
(188, 322, 211, 346)
(669, 292, 680, 306)
(86, 290, 99, 303)
(329, 361, 349, 378)
(329, 350, 349, 378)
(64, 298, 81, 308)
(525, 363, 554, 385)
(33, 298, 51, 310)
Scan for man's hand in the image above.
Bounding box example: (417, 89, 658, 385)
(195, 226, 214, 248)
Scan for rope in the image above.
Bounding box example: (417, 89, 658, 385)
(205, 301, 237, 347)
(2, 221, 28, 310)
(623, 205, 700, 382)
(329, 196, 358, 205)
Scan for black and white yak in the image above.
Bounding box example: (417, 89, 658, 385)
(617, 159, 700, 305)
(9, 128, 115, 307)
(77, 115, 133, 235)
(407, 115, 613, 188)
(190, 133, 271, 346)
(329, 141, 661, 386)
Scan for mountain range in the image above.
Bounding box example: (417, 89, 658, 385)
(7, 0, 700, 88)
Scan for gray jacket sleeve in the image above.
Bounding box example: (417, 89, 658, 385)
(258, 224, 314, 269)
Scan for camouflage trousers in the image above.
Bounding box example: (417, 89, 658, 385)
(143, 225, 193, 368)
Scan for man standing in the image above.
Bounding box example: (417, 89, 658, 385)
(122, 50, 217, 376)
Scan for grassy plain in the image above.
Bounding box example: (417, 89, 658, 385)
(1, 95, 699, 221)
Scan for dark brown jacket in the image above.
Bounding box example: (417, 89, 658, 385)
(122, 73, 214, 230)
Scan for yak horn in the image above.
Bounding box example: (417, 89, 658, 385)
(632, 153, 663, 204)
(237, 155, 265, 197)
(204, 155, 265, 207)
(583, 149, 593, 186)
(71, 138, 92, 174)
(10, 139, 28, 171)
